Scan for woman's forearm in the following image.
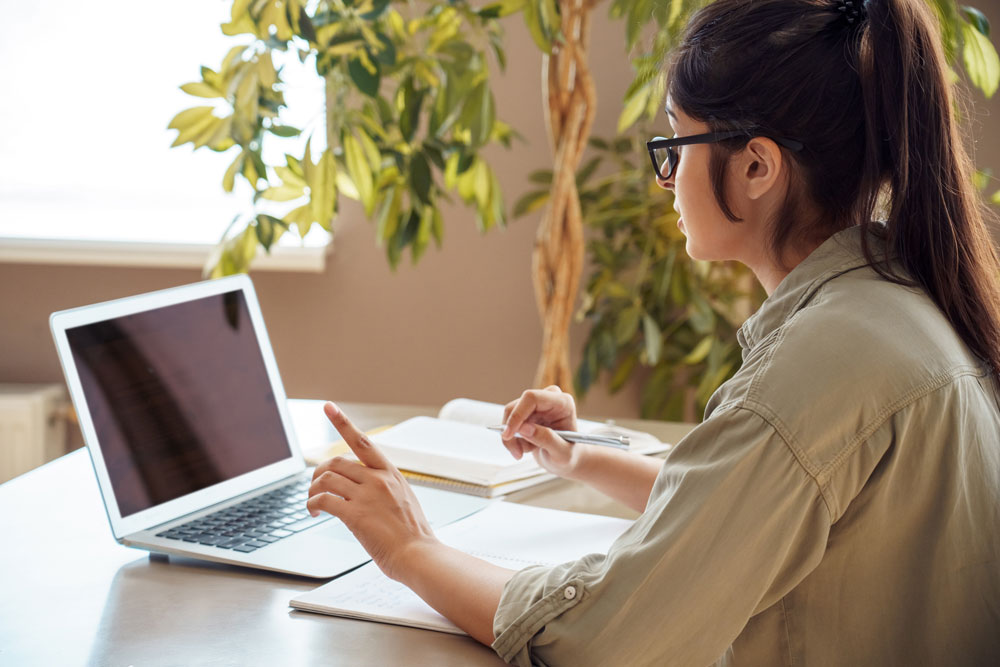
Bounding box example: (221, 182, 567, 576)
(397, 540, 518, 646)
(569, 447, 665, 512)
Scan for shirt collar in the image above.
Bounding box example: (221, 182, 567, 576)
(737, 225, 880, 352)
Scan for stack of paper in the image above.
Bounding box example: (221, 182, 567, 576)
(372, 417, 544, 486)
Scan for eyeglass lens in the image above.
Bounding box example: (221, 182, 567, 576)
(653, 145, 676, 180)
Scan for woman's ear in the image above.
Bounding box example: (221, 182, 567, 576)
(741, 137, 785, 201)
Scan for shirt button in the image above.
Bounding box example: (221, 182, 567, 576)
(564, 586, 577, 600)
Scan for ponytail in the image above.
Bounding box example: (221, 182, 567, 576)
(857, 0, 1000, 373)
(668, 0, 1000, 373)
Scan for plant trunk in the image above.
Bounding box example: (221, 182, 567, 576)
(533, 0, 599, 391)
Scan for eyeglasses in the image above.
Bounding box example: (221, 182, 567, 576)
(647, 131, 805, 181)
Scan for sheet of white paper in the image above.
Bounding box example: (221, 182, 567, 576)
(438, 397, 506, 426)
(437, 397, 620, 436)
(374, 417, 516, 466)
(291, 502, 633, 634)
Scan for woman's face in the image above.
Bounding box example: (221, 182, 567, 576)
(656, 100, 755, 264)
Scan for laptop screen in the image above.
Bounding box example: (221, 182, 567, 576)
(65, 289, 292, 518)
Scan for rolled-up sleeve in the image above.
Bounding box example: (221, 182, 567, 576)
(491, 406, 832, 666)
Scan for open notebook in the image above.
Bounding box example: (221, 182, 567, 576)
(290, 501, 633, 634)
(302, 398, 671, 497)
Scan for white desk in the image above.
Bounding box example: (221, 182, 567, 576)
(0, 401, 694, 665)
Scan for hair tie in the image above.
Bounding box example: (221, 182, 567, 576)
(835, 0, 867, 26)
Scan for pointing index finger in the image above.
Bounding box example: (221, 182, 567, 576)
(323, 402, 394, 471)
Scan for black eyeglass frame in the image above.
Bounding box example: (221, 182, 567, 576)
(647, 131, 805, 181)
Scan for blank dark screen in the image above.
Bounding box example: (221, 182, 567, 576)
(67, 290, 291, 518)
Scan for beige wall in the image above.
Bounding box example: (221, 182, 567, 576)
(3, 6, 1000, 437)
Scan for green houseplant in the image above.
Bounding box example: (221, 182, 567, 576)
(170, 0, 999, 421)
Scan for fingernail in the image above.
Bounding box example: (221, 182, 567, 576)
(326, 402, 341, 417)
(519, 422, 535, 437)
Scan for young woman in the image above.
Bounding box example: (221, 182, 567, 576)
(307, 0, 1000, 663)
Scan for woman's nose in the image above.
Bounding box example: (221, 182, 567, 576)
(656, 174, 674, 191)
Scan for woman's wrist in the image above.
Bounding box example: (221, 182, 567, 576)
(561, 442, 601, 482)
(384, 533, 443, 583)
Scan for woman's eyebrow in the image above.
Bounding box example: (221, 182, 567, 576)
(665, 106, 678, 120)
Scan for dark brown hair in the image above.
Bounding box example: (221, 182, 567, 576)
(666, 0, 1000, 373)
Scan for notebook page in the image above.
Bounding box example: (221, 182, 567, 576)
(290, 502, 633, 634)
(436, 398, 659, 447)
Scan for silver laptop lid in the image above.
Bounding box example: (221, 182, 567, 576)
(50, 275, 305, 540)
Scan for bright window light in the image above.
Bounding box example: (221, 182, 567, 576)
(0, 0, 330, 251)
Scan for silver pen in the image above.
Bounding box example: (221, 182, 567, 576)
(486, 425, 629, 450)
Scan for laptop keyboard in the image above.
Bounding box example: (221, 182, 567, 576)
(155, 477, 330, 553)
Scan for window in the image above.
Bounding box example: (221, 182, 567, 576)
(0, 0, 330, 270)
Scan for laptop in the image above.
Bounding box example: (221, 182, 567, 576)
(50, 274, 488, 578)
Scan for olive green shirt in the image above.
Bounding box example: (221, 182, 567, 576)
(492, 226, 1000, 666)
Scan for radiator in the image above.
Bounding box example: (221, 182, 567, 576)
(0, 384, 68, 484)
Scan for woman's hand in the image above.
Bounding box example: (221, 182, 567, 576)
(307, 402, 437, 581)
(500, 386, 585, 479)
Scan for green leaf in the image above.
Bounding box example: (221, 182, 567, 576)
(480, 0, 527, 19)
(400, 79, 425, 142)
(962, 20, 1000, 98)
(528, 169, 553, 185)
(314, 149, 338, 225)
(992, 189, 1000, 205)
(640, 363, 674, 418)
(261, 184, 306, 201)
(695, 361, 734, 408)
(963, 6, 990, 36)
(576, 156, 601, 186)
(609, 353, 637, 393)
(311, 11, 342, 29)
(223, 151, 244, 192)
(275, 164, 307, 188)
(974, 168, 991, 191)
(357, 128, 382, 172)
(255, 213, 287, 251)
(461, 82, 494, 149)
(180, 82, 222, 98)
(522, 0, 552, 52)
(282, 203, 312, 237)
(326, 32, 364, 53)
(614, 304, 641, 345)
(513, 190, 549, 217)
(473, 160, 491, 210)
(409, 152, 433, 206)
(374, 32, 397, 66)
(375, 186, 402, 245)
(618, 86, 651, 133)
(168, 106, 214, 131)
(642, 313, 662, 365)
(431, 207, 444, 247)
(344, 133, 376, 215)
(360, 0, 392, 21)
(348, 54, 381, 98)
(668, 0, 684, 29)
(682, 336, 713, 365)
(538, 0, 561, 46)
(249, 150, 267, 188)
(588, 136, 609, 151)
(413, 206, 434, 262)
(268, 124, 301, 137)
(688, 294, 717, 334)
